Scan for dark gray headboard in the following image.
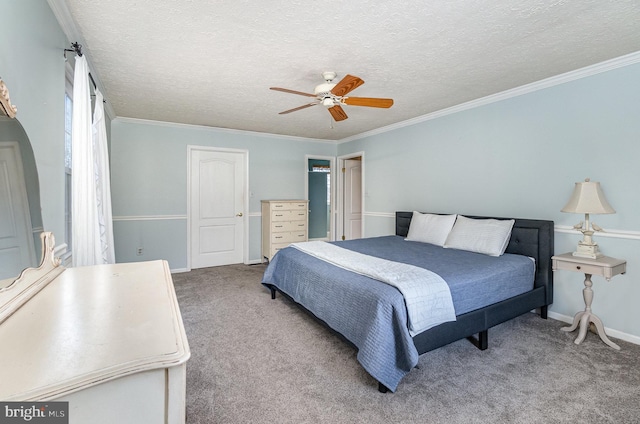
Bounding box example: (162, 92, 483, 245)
(395, 212, 554, 304)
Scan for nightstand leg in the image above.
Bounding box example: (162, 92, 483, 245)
(561, 273, 620, 350)
(589, 314, 621, 350)
(574, 312, 591, 344)
(561, 311, 583, 332)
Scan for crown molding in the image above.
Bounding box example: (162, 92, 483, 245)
(338, 50, 640, 144)
(113, 116, 334, 144)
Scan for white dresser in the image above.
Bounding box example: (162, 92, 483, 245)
(261, 200, 309, 262)
(0, 233, 190, 424)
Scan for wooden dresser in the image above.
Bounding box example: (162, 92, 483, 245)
(0, 233, 190, 424)
(261, 200, 309, 262)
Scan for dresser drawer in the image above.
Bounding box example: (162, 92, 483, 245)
(290, 210, 307, 220)
(554, 260, 604, 276)
(271, 210, 307, 221)
(271, 243, 291, 256)
(272, 221, 307, 232)
(270, 202, 307, 211)
(271, 210, 294, 221)
(271, 231, 307, 244)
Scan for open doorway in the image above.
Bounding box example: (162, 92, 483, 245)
(305, 155, 335, 241)
(337, 153, 364, 240)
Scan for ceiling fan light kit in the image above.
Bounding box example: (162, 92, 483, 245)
(322, 71, 337, 81)
(270, 72, 393, 122)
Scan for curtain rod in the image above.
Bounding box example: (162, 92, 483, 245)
(64, 42, 97, 91)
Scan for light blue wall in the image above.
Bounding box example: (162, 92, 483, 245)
(338, 61, 640, 340)
(110, 119, 335, 268)
(0, 1, 69, 241)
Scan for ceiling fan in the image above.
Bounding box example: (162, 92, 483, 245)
(270, 72, 394, 122)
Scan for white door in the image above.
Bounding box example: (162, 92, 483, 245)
(343, 158, 362, 240)
(0, 142, 36, 279)
(189, 148, 245, 268)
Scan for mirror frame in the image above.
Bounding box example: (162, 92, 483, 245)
(0, 232, 64, 325)
(0, 79, 18, 118)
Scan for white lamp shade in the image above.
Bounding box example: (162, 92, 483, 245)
(561, 179, 615, 214)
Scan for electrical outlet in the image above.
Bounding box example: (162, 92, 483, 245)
(136, 247, 143, 256)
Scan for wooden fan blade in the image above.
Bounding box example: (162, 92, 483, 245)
(343, 97, 394, 108)
(331, 74, 364, 97)
(328, 105, 348, 121)
(270, 87, 317, 98)
(278, 102, 319, 114)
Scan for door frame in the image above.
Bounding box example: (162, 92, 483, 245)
(304, 154, 336, 241)
(186, 145, 249, 270)
(336, 151, 365, 240)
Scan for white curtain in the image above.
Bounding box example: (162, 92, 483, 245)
(93, 89, 115, 264)
(71, 55, 103, 267)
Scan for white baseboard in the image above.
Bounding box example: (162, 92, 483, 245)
(547, 310, 640, 346)
(170, 260, 264, 274)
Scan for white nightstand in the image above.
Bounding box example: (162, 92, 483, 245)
(552, 253, 627, 350)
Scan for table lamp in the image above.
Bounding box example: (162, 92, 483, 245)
(561, 178, 615, 259)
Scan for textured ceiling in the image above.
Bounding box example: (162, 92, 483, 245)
(60, 0, 640, 141)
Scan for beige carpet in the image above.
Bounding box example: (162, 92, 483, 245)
(172, 263, 640, 424)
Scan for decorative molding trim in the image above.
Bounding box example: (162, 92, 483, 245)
(555, 225, 640, 241)
(359, 215, 639, 241)
(114, 117, 334, 144)
(53, 242, 68, 257)
(248, 211, 261, 218)
(338, 50, 640, 144)
(363, 211, 395, 218)
(0, 79, 17, 118)
(113, 215, 187, 221)
(31, 227, 45, 235)
(548, 311, 640, 346)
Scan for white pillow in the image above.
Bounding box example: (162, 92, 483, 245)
(444, 215, 515, 256)
(405, 212, 457, 247)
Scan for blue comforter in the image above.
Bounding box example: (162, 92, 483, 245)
(261, 235, 534, 392)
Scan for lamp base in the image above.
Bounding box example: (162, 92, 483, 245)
(572, 242, 603, 259)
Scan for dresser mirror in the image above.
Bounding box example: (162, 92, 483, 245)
(0, 78, 44, 282)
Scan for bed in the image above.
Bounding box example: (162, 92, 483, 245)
(262, 212, 554, 392)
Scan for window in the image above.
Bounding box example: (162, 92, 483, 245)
(64, 69, 73, 257)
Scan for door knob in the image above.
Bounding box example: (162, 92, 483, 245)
(236, 212, 243, 217)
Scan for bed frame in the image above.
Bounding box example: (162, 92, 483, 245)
(396, 213, 554, 377)
(268, 212, 554, 393)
